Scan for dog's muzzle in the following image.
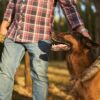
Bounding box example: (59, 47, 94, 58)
(51, 38, 71, 51)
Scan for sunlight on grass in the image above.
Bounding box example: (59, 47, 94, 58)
(48, 66, 70, 85)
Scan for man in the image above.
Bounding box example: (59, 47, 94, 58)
(0, 0, 91, 100)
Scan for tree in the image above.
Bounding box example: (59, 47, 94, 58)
(94, 0, 100, 55)
(0, 0, 8, 23)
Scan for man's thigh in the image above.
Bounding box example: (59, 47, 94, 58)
(24, 40, 51, 80)
(0, 38, 25, 79)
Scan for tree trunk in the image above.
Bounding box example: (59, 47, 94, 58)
(94, 0, 100, 56)
(24, 52, 32, 88)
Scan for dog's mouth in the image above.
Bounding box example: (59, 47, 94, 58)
(51, 38, 72, 51)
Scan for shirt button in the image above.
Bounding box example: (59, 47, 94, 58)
(17, 35, 20, 39)
(22, 13, 24, 17)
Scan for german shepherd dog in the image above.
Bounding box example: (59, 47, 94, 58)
(51, 32, 100, 100)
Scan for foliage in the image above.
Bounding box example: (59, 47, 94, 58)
(0, 0, 8, 23)
(78, 0, 96, 39)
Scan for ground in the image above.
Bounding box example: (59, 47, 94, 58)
(12, 61, 72, 100)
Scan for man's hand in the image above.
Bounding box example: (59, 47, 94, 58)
(75, 25, 92, 40)
(81, 31, 92, 40)
(0, 20, 10, 43)
(0, 26, 7, 43)
(0, 26, 7, 35)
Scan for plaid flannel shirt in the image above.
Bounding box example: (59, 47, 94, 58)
(4, 0, 83, 43)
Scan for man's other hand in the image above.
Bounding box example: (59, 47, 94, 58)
(75, 25, 92, 40)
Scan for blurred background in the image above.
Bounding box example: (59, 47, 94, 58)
(0, 0, 100, 100)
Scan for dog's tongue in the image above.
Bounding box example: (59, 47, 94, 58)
(51, 44, 69, 51)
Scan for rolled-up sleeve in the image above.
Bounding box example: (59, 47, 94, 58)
(58, 0, 84, 29)
(3, 0, 15, 22)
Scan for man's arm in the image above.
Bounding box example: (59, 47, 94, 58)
(0, 0, 15, 35)
(58, 0, 91, 39)
(3, 0, 15, 24)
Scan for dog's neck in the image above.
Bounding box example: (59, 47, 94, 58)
(66, 49, 95, 78)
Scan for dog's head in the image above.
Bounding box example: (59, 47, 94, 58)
(51, 32, 99, 53)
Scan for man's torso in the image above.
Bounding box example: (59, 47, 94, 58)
(7, 0, 55, 42)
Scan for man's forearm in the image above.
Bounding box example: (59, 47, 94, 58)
(74, 25, 91, 39)
(74, 25, 88, 33)
(0, 20, 10, 42)
(1, 20, 11, 29)
(0, 20, 11, 35)
(3, 0, 15, 28)
(59, 0, 84, 29)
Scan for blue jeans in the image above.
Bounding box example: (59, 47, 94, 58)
(0, 38, 51, 100)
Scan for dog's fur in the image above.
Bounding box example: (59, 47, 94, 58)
(51, 32, 100, 100)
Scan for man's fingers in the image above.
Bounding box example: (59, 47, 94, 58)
(0, 34, 6, 43)
(81, 32, 92, 40)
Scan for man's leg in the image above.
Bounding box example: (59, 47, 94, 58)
(0, 38, 25, 100)
(25, 40, 51, 100)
